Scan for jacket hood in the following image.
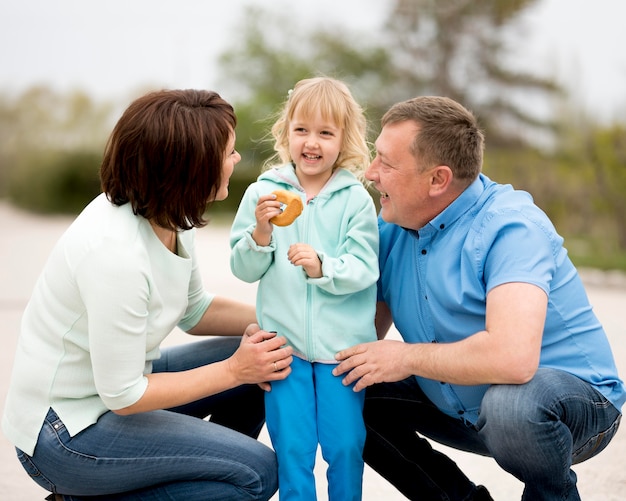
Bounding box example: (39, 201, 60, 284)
(258, 164, 362, 201)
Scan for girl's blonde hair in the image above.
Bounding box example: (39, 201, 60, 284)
(264, 77, 370, 179)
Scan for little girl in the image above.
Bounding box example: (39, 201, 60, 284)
(230, 77, 379, 500)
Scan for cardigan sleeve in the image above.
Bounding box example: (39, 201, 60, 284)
(230, 183, 276, 283)
(309, 188, 379, 295)
(75, 241, 151, 410)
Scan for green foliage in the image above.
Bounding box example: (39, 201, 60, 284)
(0, 86, 112, 153)
(7, 150, 102, 214)
(211, 0, 625, 269)
(0, 86, 113, 201)
(217, 5, 398, 173)
(0, 1, 625, 272)
(582, 125, 626, 249)
(567, 246, 626, 272)
(219, 0, 561, 155)
(483, 139, 626, 267)
(386, 0, 563, 147)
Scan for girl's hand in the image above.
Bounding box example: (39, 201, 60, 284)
(228, 325, 293, 391)
(288, 243, 322, 278)
(252, 193, 282, 246)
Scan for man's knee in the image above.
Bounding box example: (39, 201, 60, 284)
(480, 369, 560, 424)
(478, 369, 567, 454)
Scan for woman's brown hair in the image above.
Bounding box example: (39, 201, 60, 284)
(100, 89, 236, 230)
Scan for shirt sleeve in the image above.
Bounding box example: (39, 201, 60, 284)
(478, 208, 559, 295)
(178, 229, 214, 332)
(230, 184, 276, 283)
(75, 242, 150, 411)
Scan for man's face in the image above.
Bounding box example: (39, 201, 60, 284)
(366, 120, 435, 231)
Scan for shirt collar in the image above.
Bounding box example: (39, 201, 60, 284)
(407, 174, 484, 239)
(429, 174, 484, 232)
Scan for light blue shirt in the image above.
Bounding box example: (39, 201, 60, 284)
(378, 174, 625, 424)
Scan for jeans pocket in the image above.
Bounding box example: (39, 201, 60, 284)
(572, 413, 621, 464)
(17, 448, 55, 492)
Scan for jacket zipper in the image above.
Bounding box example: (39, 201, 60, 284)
(304, 198, 315, 360)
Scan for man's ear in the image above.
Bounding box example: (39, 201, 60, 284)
(429, 165, 453, 196)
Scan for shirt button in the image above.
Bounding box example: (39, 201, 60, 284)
(421, 249, 427, 255)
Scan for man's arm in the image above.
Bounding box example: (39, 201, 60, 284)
(334, 282, 547, 391)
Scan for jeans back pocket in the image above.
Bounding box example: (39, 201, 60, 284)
(573, 413, 621, 464)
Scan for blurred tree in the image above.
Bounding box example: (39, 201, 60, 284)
(218, 0, 563, 158)
(0, 87, 113, 209)
(584, 124, 626, 250)
(385, 0, 563, 147)
(7, 150, 102, 214)
(218, 6, 396, 175)
(0, 87, 113, 196)
(0, 86, 112, 153)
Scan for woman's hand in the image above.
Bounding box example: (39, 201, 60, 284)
(228, 324, 293, 391)
(114, 325, 292, 415)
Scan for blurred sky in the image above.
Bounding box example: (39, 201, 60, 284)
(1, 0, 625, 122)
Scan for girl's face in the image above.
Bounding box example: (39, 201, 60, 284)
(288, 109, 343, 188)
(214, 131, 241, 202)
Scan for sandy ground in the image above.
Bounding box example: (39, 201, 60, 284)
(1, 201, 624, 500)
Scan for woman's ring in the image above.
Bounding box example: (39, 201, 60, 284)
(273, 361, 278, 371)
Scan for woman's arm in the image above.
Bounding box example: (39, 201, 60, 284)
(187, 296, 256, 336)
(114, 327, 293, 415)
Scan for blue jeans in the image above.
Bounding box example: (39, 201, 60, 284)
(363, 368, 621, 501)
(16, 337, 278, 500)
(265, 356, 365, 500)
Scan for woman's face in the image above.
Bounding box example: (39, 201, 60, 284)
(213, 131, 241, 202)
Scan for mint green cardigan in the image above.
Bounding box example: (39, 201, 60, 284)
(2, 194, 212, 455)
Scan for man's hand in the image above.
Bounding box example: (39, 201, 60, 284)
(333, 340, 413, 392)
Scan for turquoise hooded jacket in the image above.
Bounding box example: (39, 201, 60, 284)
(230, 164, 379, 362)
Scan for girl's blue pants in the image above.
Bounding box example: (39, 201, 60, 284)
(265, 356, 366, 500)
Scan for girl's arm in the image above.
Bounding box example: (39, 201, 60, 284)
(306, 192, 379, 294)
(230, 187, 277, 283)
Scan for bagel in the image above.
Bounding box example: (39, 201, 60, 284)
(270, 189, 303, 226)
